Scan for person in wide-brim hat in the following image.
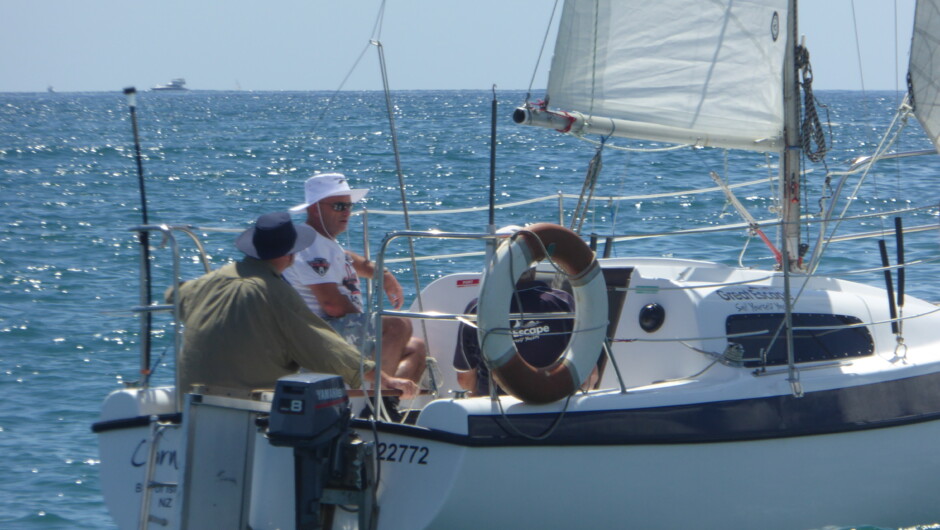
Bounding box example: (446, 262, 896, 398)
(169, 209, 418, 400)
(282, 172, 428, 409)
(235, 211, 317, 260)
(288, 172, 368, 213)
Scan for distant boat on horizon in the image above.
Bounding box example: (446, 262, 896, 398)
(151, 78, 188, 91)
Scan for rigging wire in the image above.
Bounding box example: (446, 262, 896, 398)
(605, 152, 631, 258)
(809, 96, 914, 274)
(846, 0, 909, 244)
(524, 0, 561, 106)
(565, 133, 692, 152)
(313, 1, 389, 124)
(588, 0, 600, 119)
(372, 40, 431, 340)
(569, 137, 606, 234)
(362, 175, 775, 217)
(891, 1, 904, 205)
(314, 43, 372, 123)
(849, 0, 868, 96)
(803, 0, 912, 276)
(371, 0, 387, 40)
(368, 2, 435, 396)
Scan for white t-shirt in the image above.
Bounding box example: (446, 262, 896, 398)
(284, 236, 364, 318)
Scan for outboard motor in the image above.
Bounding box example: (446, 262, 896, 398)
(267, 373, 360, 529)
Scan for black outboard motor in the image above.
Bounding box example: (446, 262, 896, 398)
(267, 373, 352, 530)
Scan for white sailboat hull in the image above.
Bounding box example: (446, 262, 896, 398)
(343, 422, 940, 529)
(97, 384, 940, 529)
(95, 255, 940, 528)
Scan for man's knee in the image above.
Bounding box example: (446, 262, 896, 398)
(407, 336, 427, 356)
(381, 316, 412, 339)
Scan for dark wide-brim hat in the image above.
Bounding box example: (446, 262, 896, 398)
(235, 211, 317, 260)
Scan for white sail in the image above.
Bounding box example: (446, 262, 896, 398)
(910, 0, 940, 153)
(544, 0, 789, 152)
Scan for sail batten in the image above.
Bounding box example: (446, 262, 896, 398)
(542, 0, 789, 152)
(910, 0, 940, 153)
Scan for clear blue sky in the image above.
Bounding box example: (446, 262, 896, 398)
(1, 0, 915, 93)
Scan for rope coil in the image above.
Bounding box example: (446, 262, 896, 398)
(797, 45, 829, 163)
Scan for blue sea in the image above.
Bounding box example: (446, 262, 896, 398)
(1, 88, 938, 529)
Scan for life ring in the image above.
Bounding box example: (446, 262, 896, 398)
(476, 223, 608, 404)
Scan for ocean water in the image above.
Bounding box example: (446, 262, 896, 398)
(1, 88, 938, 529)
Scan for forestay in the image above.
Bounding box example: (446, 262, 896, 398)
(910, 0, 940, 153)
(546, 0, 788, 152)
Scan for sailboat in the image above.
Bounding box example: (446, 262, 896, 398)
(94, 1, 940, 528)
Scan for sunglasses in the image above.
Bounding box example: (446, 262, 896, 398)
(326, 201, 355, 212)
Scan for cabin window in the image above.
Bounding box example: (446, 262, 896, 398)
(725, 313, 874, 367)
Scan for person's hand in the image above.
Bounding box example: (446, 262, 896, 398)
(383, 271, 405, 309)
(382, 373, 418, 399)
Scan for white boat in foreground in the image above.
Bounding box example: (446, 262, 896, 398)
(95, 1, 940, 528)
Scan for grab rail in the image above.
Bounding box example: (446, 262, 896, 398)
(129, 224, 203, 413)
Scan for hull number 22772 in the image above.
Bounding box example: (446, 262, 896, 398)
(377, 442, 429, 464)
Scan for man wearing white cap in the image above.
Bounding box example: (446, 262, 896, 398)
(171, 211, 417, 399)
(284, 173, 427, 391)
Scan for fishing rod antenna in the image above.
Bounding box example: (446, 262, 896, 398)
(123, 85, 154, 384)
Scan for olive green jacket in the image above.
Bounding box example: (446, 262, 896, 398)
(169, 257, 372, 394)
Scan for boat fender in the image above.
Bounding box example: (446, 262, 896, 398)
(477, 223, 607, 404)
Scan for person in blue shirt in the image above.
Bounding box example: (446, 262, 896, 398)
(453, 268, 575, 397)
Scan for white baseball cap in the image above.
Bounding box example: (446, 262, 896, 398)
(289, 172, 368, 213)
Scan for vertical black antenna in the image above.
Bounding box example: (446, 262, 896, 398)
(489, 85, 498, 228)
(894, 217, 905, 309)
(878, 239, 898, 334)
(124, 87, 153, 382)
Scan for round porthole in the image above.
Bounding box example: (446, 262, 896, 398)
(639, 303, 665, 333)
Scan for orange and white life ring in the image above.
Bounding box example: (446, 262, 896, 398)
(476, 223, 608, 404)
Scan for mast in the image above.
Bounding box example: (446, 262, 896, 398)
(781, 0, 802, 397)
(781, 0, 803, 272)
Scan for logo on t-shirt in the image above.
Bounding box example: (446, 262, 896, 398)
(511, 320, 550, 342)
(307, 258, 330, 276)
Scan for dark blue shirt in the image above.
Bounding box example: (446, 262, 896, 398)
(453, 281, 574, 396)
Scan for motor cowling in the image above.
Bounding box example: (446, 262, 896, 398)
(267, 373, 351, 448)
(267, 373, 354, 529)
